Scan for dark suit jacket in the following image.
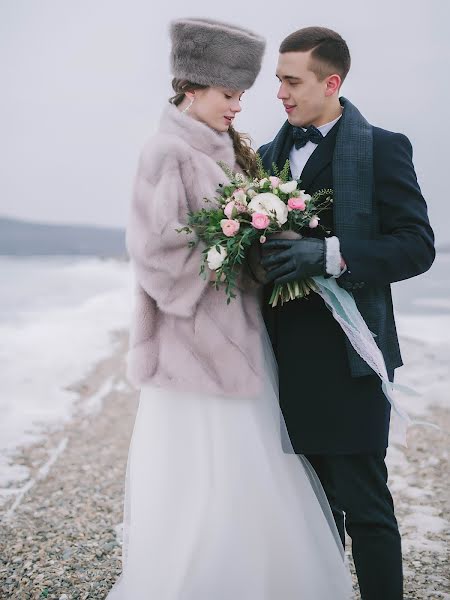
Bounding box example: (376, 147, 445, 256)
(257, 100, 435, 453)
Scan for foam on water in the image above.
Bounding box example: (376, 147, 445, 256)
(0, 257, 132, 488)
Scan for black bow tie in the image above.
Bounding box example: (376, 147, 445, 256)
(292, 125, 324, 149)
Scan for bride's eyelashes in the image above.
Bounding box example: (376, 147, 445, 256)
(224, 96, 244, 102)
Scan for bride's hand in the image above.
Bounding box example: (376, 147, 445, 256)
(209, 269, 226, 283)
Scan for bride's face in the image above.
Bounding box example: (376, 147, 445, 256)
(183, 87, 244, 132)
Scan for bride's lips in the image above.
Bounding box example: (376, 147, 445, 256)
(224, 116, 234, 124)
(284, 105, 296, 113)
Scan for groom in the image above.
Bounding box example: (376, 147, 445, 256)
(255, 27, 435, 599)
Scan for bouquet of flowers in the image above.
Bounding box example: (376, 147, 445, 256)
(177, 157, 333, 306)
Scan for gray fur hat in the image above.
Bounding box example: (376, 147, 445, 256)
(170, 18, 266, 90)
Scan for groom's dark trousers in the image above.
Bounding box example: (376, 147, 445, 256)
(258, 98, 435, 600)
(305, 452, 402, 600)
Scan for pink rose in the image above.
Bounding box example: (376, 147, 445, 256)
(309, 216, 320, 229)
(224, 201, 236, 218)
(269, 176, 281, 189)
(225, 199, 247, 218)
(252, 213, 270, 230)
(287, 197, 306, 211)
(220, 218, 240, 237)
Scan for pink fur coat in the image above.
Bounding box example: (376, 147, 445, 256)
(126, 102, 265, 397)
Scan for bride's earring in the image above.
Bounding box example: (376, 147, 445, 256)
(182, 96, 195, 114)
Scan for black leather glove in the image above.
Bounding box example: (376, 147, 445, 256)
(260, 237, 326, 285)
(246, 239, 269, 284)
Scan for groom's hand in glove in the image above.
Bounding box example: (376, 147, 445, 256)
(246, 239, 269, 284)
(260, 238, 326, 285)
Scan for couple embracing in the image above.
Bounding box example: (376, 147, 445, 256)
(107, 18, 435, 600)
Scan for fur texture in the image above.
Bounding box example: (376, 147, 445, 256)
(126, 103, 264, 397)
(170, 18, 266, 90)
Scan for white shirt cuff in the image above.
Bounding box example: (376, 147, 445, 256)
(324, 236, 345, 278)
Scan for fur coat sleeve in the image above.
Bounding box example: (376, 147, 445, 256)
(126, 143, 210, 319)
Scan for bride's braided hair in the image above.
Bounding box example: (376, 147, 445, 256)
(169, 79, 258, 178)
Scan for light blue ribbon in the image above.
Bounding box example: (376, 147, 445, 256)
(312, 276, 439, 447)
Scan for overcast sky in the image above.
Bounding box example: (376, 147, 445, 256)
(1, 0, 449, 243)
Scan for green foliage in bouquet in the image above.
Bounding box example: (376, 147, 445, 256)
(255, 153, 290, 182)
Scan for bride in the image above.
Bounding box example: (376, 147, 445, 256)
(107, 17, 353, 599)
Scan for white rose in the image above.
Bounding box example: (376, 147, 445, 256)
(233, 189, 247, 204)
(259, 178, 269, 188)
(206, 245, 227, 270)
(279, 180, 298, 194)
(247, 188, 257, 198)
(248, 192, 289, 226)
(309, 216, 320, 229)
(299, 190, 312, 202)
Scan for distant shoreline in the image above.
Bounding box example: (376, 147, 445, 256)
(2, 215, 449, 257)
(0, 216, 126, 257)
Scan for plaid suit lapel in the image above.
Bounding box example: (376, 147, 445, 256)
(333, 97, 374, 239)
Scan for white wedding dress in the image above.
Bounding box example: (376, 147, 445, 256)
(107, 323, 353, 599)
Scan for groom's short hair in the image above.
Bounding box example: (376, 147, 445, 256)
(280, 27, 351, 83)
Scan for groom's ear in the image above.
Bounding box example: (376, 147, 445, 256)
(324, 74, 341, 96)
